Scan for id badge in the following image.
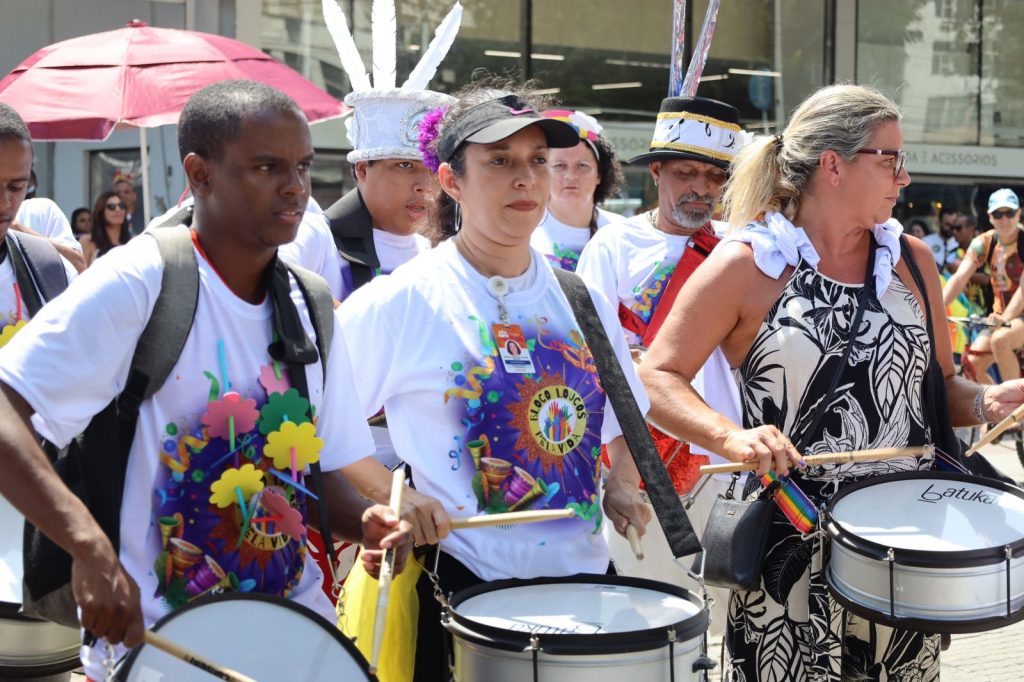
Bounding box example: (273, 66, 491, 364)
(492, 323, 536, 374)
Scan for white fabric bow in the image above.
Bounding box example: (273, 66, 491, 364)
(723, 211, 904, 298)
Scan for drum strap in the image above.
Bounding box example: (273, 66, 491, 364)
(266, 258, 342, 590)
(553, 268, 702, 558)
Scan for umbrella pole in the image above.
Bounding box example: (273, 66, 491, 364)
(139, 127, 152, 227)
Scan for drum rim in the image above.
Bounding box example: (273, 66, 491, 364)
(826, 566, 1024, 634)
(823, 471, 1024, 568)
(115, 593, 375, 679)
(446, 573, 709, 655)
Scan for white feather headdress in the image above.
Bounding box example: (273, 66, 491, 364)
(321, 0, 462, 163)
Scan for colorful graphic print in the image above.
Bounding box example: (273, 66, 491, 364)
(445, 314, 605, 531)
(630, 260, 676, 323)
(0, 285, 26, 349)
(150, 357, 319, 611)
(543, 243, 583, 272)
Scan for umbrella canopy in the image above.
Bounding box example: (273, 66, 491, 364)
(0, 20, 347, 141)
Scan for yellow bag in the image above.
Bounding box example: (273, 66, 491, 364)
(339, 549, 423, 682)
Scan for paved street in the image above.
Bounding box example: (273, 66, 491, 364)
(65, 440, 1024, 681)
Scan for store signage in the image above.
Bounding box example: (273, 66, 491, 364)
(905, 143, 1024, 179)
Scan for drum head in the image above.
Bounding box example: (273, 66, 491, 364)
(829, 472, 1024, 556)
(448, 574, 707, 655)
(119, 594, 373, 681)
(0, 494, 24, 608)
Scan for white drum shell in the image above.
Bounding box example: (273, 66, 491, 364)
(824, 472, 1024, 632)
(449, 620, 702, 682)
(445, 576, 708, 682)
(118, 595, 372, 681)
(829, 541, 1024, 622)
(0, 495, 80, 677)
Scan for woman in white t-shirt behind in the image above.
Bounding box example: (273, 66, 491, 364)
(529, 109, 624, 271)
(338, 82, 651, 681)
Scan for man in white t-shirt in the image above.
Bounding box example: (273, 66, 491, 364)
(13, 197, 85, 272)
(0, 82, 410, 677)
(577, 95, 747, 633)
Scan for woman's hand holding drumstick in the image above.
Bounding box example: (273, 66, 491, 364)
(700, 446, 934, 475)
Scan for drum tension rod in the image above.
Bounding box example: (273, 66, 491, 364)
(667, 628, 676, 681)
(530, 635, 540, 682)
(886, 548, 896, 620)
(1006, 546, 1013, 620)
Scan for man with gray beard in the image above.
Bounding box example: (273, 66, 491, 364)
(576, 95, 747, 636)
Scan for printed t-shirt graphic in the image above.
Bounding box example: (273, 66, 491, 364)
(530, 207, 619, 272)
(445, 313, 605, 527)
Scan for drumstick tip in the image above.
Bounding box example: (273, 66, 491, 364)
(625, 523, 644, 560)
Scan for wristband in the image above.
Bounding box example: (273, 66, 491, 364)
(971, 385, 989, 424)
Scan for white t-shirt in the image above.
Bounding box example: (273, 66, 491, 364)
(278, 217, 431, 303)
(576, 214, 737, 467)
(0, 247, 76, 347)
(922, 233, 956, 267)
(14, 198, 83, 254)
(337, 241, 649, 581)
(0, 233, 373, 677)
(530, 207, 619, 272)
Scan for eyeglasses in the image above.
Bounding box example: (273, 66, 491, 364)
(105, 202, 126, 210)
(855, 148, 906, 178)
(991, 208, 1018, 220)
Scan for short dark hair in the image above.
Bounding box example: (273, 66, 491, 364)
(909, 218, 931, 234)
(938, 205, 960, 220)
(177, 80, 304, 162)
(0, 103, 32, 148)
(956, 213, 977, 229)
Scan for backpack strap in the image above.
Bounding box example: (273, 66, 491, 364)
(118, 226, 200, 419)
(150, 204, 195, 230)
(6, 232, 69, 317)
(324, 188, 378, 290)
(282, 260, 334, 378)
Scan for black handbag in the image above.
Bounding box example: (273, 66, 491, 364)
(702, 240, 877, 591)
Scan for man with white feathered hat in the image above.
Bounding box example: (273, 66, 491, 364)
(279, 0, 461, 303)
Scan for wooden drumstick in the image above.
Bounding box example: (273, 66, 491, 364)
(966, 402, 1024, 456)
(625, 523, 644, 560)
(143, 631, 258, 682)
(370, 468, 405, 675)
(698, 446, 934, 475)
(449, 508, 576, 529)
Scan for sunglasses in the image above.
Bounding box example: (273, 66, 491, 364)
(855, 148, 907, 178)
(106, 202, 126, 210)
(991, 208, 1018, 219)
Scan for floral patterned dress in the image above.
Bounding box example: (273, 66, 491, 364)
(726, 258, 940, 681)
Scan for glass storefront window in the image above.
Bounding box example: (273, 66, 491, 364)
(858, 0, 982, 146)
(980, 0, 1024, 147)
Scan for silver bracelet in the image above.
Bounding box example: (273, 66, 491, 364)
(971, 385, 988, 423)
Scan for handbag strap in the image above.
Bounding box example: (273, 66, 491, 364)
(552, 267, 702, 559)
(794, 239, 877, 452)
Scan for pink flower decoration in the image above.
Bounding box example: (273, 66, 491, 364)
(258, 362, 291, 396)
(201, 392, 259, 441)
(260, 489, 305, 541)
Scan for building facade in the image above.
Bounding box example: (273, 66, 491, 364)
(1, 0, 1021, 227)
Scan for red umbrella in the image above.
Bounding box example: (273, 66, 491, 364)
(0, 20, 347, 221)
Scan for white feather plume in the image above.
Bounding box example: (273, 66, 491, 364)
(322, 0, 371, 92)
(371, 0, 397, 89)
(403, 2, 463, 91)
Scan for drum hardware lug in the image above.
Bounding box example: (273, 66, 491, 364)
(683, 474, 714, 510)
(667, 628, 676, 681)
(1005, 545, 1013, 619)
(886, 548, 896, 620)
(529, 634, 540, 682)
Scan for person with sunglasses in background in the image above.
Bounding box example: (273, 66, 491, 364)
(943, 188, 1024, 380)
(80, 191, 131, 267)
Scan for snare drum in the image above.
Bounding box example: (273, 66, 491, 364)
(824, 471, 1024, 633)
(0, 495, 80, 680)
(115, 594, 374, 681)
(444, 574, 709, 681)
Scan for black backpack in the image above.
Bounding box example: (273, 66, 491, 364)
(21, 223, 338, 627)
(5, 230, 70, 314)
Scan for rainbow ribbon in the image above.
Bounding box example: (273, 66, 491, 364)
(760, 470, 818, 534)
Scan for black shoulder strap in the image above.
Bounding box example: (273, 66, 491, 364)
(6, 232, 68, 316)
(118, 226, 200, 418)
(551, 267, 702, 559)
(281, 260, 334, 379)
(324, 188, 378, 290)
(984, 230, 997, 269)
